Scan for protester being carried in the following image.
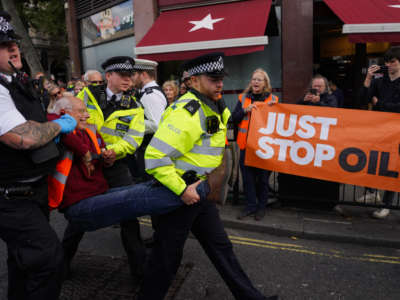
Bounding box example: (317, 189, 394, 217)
(50, 96, 190, 232)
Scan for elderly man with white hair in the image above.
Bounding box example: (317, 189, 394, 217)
(83, 69, 104, 86)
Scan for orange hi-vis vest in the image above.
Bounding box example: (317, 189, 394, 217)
(236, 93, 279, 150)
(48, 125, 101, 209)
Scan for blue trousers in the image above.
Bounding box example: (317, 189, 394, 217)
(240, 149, 271, 212)
(137, 181, 267, 300)
(64, 180, 186, 232)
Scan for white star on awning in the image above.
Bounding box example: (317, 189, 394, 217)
(388, 5, 400, 8)
(189, 13, 224, 32)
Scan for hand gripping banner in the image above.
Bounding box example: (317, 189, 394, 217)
(245, 103, 400, 193)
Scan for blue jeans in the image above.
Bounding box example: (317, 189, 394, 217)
(64, 180, 210, 232)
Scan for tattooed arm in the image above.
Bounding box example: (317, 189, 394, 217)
(0, 120, 61, 150)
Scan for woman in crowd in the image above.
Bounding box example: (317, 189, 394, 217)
(73, 80, 86, 96)
(162, 80, 179, 105)
(232, 68, 278, 221)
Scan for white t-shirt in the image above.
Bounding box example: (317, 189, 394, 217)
(0, 74, 26, 136)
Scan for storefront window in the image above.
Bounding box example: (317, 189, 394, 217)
(80, 0, 134, 48)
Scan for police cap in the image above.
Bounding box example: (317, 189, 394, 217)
(183, 52, 226, 78)
(101, 56, 135, 74)
(133, 58, 158, 71)
(0, 11, 20, 44)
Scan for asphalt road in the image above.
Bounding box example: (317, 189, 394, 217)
(0, 212, 399, 300)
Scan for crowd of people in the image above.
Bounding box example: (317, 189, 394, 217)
(1, 6, 400, 299)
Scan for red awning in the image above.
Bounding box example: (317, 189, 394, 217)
(324, 0, 400, 43)
(135, 0, 271, 61)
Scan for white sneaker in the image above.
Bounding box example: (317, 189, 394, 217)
(357, 191, 382, 204)
(334, 205, 345, 215)
(372, 208, 390, 219)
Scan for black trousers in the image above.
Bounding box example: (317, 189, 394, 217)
(62, 159, 146, 278)
(137, 200, 266, 300)
(0, 181, 64, 300)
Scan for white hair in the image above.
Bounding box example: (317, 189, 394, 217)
(52, 97, 73, 114)
(83, 70, 102, 82)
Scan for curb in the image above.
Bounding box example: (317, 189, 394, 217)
(221, 218, 400, 249)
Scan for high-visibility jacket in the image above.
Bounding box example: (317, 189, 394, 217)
(236, 93, 279, 150)
(145, 90, 231, 196)
(48, 125, 100, 209)
(77, 86, 145, 160)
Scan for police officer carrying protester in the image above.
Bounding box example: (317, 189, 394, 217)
(137, 52, 278, 300)
(63, 56, 146, 282)
(0, 11, 77, 299)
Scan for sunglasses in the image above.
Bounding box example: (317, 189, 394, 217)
(89, 80, 104, 84)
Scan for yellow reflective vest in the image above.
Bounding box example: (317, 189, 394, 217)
(77, 86, 145, 160)
(145, 90, 231, 195)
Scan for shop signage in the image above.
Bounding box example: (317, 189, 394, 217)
(245, 103, 400, 192)
(81, 0, 134, 47)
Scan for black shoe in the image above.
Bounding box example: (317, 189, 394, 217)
(237, 209, 256, 220)
(255, 208, 266, 221)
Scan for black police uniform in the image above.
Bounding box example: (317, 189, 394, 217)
(0, 67, 64, 299)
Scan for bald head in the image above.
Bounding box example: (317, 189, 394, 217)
(53, 96, 90, 130)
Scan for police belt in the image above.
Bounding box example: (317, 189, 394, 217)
(0, 185, 34, 199)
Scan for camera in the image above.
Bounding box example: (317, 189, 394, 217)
(309, 88, 318, 96)
(376, 65, 389, 74)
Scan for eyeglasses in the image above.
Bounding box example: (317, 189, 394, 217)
(51, 90, 62, 97)
(89, 80, 104, 85)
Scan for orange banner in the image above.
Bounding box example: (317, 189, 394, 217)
(245, 103, 400, 192)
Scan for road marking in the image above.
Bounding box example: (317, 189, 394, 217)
(303, 217, 352, 225)
(138, 218, 400, 265)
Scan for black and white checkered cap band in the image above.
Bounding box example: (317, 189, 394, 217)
(0, 17, 13, 34)
(134, 65, 155, 71)
(188, 57, 224, 76)
(105, 63, 134, 72)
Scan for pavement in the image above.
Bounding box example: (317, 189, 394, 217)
(218, 198, 400, 248)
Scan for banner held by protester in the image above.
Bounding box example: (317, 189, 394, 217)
(245, 103, 400, 193)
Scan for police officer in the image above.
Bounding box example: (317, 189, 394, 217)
(137, 53, 278, 300)
(0, 11, 77, 299)
(63, 56, 146, 282)
(130, 58, 167, 181)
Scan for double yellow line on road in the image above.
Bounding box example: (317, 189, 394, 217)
(139, 217, 400, 265)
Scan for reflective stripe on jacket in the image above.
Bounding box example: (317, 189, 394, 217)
(77, 87, 145, 160)
(145, 91, 231, 196)
(48, 125, 100, 209)
(236, 93, 278, 150)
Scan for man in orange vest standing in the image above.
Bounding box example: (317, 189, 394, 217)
(232, 68, 278, 221)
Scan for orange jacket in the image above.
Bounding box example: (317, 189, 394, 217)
(48, 126, 101, 209)
(236, 93, 279, 150)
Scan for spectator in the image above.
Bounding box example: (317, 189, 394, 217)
(329, 80, 344, 108)
(83, 70, 104, 86)
(232, 68, 278, 221)
(73, 80, 85, 95)
(179, 81, 187, 96)
(66, 80, 75, 92)
(47, 84, 63, 114)
(297, 74, 338, 107)
(360, 47, 400, 219)
(181, 70, 191, 89)
(162, 80, 179, 105)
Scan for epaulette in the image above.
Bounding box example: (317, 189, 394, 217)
(183, 99, 201, 115)
(145, 87, 154, 95)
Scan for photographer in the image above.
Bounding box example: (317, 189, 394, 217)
(297, 74, 338, 107)
(360, 47, 400, 219)
(0, 11, 76, 299)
